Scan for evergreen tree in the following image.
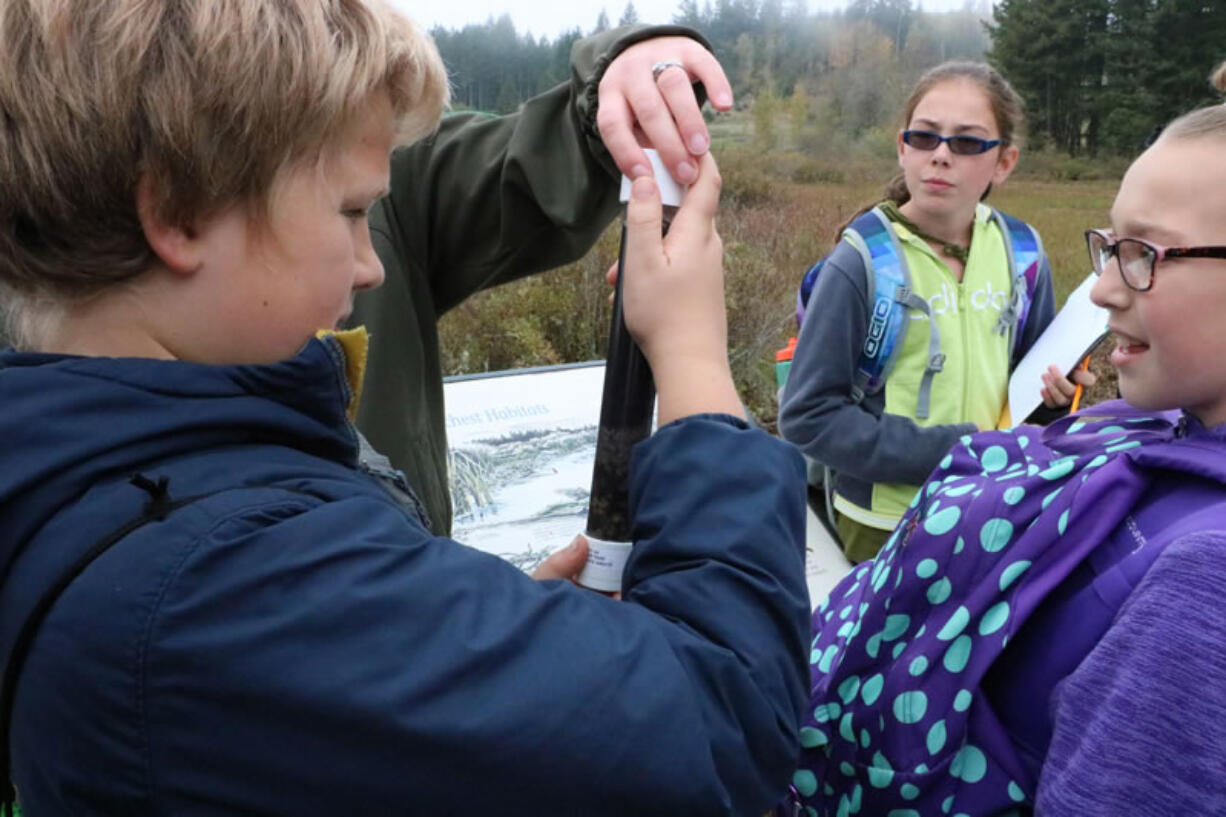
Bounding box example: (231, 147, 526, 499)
(847, 0, 913, 54)
(989, 0, 1108, 153)
(1145, 0, 1226, 125)
(992, 0, 1225, 154)
(1095, 0, 1158, 153)
(788, 83, 811, 142)
(674, 0, 709, 27)
(752, 85, 781, 148)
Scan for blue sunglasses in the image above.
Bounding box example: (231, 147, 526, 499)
(902, 130, 1003, 156)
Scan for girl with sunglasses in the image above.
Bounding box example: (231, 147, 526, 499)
(780, 62, 1083, 563)
(790, 94, 1226, 815)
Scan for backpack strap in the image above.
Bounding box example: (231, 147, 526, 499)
(797, 260, 822, 329)
(846, 208, 943, 419)
(900, 288, 943, 420)
(796, 206, 944, 419)
(992, 208, 1044, 356)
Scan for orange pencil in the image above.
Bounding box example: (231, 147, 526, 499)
(1069, 356, 1092, 413)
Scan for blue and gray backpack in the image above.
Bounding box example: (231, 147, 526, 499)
(796, 205, 1044, 420)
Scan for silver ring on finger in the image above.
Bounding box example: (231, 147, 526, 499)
(651, 60, 685, 83)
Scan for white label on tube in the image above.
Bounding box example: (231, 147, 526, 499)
(577, 535, 633, 592)
(618, 148, 686, 207)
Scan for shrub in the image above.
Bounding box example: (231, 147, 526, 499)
(1015, 150, 1130, 182)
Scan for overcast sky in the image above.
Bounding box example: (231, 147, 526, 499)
(391, 0, 697, 39)
(390, 0, 974, 42)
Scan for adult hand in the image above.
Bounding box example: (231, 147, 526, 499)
(597, 36, 733, 185)
(1040, 363, 1097, 409)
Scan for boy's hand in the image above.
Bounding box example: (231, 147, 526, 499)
(1040, 363, 1097, 408)
(533, 536, 621, 598)
(597, 36, 733, 185)
(532, 535, 589, 582)
(620, 153, 743, 425)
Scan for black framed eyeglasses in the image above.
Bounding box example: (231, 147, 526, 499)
(1085, 228, 1226, 292)
(901, 129, 1003, 156)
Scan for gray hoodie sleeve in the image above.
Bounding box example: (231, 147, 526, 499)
(1013, 253, 1072, 426)
(778, 241, 976, 487)
(1012, 252, 1057, 368)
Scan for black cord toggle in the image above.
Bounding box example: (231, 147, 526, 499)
(128, 474, 172, 521)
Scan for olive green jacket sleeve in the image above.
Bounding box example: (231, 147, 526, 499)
(352, 24, 712, 536)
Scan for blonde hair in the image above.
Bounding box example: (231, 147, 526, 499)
(1213, 61, 1226, 95)
(1157, 103, 1226, 145)
(0, 0, 448, 342)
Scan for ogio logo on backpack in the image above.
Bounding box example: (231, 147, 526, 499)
(864, 297, 890, 358)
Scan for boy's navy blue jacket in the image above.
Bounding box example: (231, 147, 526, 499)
(0, 338, 810, 816)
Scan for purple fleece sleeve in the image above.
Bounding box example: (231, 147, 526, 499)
(1036, 532, 1226, 815)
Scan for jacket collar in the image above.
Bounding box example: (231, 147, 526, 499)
(0, 335, 368, 555)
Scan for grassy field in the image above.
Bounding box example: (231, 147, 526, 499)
(439, 138, 1125, 427)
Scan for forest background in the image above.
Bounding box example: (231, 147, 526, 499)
(433, 0, 1225, 427)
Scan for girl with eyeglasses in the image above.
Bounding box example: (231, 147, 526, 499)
(788, 98, 1226, 816)
(780, 62, 1085, 563)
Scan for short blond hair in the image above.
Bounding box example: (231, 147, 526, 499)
(1213, 61, 1226, 94)
(1158, 104, 1226, 145)
(0, 0, 447, 334)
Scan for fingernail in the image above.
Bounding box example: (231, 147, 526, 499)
(567, 536, 581, 551)
(689, 133, 709, 154)
(632, 177, 655, 199)
(714, 92, 732, 108)
(630, 163, 650, 179)
(675, 161, 696, 182)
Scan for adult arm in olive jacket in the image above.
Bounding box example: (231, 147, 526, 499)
(352, 25, 715, 536)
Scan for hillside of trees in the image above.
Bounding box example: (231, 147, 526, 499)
(430, 0, 1225, 157)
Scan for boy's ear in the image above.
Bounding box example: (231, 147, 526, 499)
(896, 130, 906, 168)
(136, 175, 202, 276)
(992, 144, 1021, 185)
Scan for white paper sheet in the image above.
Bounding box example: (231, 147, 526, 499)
(1005, 273, 1109, 427)
(804, 506, 852, 609)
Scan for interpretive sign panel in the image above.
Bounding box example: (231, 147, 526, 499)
(443, 361, 851, 605)
(444, 362, 606, 573)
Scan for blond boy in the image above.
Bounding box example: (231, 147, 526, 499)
(0, 2, 808, 814)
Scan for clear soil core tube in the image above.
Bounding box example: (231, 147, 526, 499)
(579, 150, 683, 592)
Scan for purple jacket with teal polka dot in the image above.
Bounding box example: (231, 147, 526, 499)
(795, 401, 1226, 815)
